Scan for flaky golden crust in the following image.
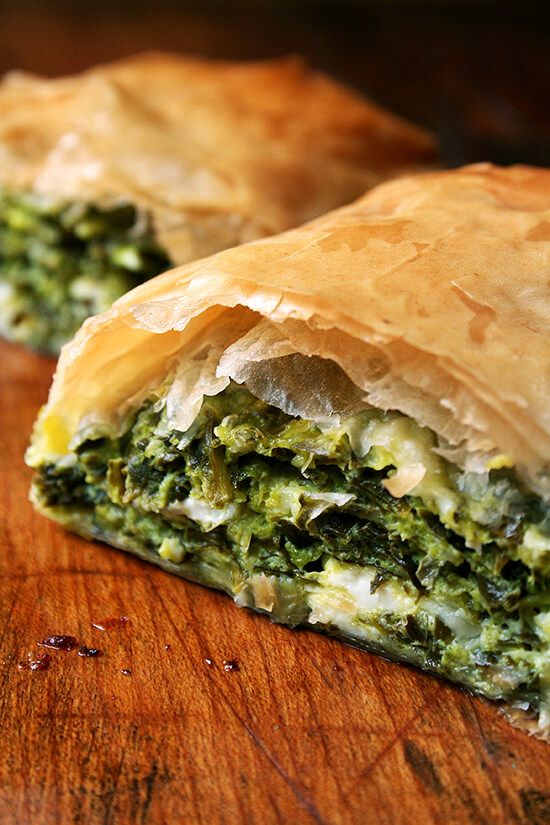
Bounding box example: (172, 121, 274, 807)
(31, 164, 550, 497)
(0, 52, 436, 263)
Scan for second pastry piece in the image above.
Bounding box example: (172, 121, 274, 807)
(0, 52, 436, 354)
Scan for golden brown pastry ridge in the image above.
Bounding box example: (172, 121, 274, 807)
(31, 163, 550, 499)
(0, 52, 437, 262)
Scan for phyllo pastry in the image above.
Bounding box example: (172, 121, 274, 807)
(0, 52, 436, 354)
(27, 164, 550, 738)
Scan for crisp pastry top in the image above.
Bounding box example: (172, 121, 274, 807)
(0, 52, 436, 261)
(33, 164, 550, 497)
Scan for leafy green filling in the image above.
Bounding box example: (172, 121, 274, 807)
(33, 383, 550, 714)
(0, 190, 171, 353)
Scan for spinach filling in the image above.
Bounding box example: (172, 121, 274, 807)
(0, 190, 171, 353)
(32, 384, 550, 720)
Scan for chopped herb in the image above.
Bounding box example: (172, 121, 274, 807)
(0, 190, 171, 353)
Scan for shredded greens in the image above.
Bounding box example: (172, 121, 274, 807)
(0, 190, 171, 353)
(32, 383, 550, 728)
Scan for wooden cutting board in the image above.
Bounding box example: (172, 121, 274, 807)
(0, 338, 549, 825)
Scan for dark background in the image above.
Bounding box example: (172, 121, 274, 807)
(1, 1, 549, 167)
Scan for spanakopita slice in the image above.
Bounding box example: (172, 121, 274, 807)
(0, 52, 435, 353)
(27, 164, 550, 738)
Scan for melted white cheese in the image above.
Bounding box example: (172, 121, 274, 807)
(165, 494, 240, 532)
(158, 536, 185, 563)
(307, 559, 417, 644)
(307, 558, 478, 642)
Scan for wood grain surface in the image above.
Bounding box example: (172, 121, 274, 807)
(1, 339, 549, 824)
